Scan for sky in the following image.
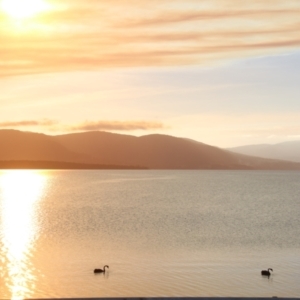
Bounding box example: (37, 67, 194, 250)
(1, 0, 300, 148)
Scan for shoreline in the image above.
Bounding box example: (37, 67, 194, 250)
(21, 298, 300, 300)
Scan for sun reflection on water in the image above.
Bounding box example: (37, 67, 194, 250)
(0, 170, 47, 299)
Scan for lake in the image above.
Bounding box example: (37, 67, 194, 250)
(0, 170, 299, 298)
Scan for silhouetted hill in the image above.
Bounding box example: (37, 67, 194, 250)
(54, 131, 300, 170)
(55, 131, 240, 169)
(1, 129, 300, 170)
(228, 140, 300, 163)
(0, 130, 91, 163)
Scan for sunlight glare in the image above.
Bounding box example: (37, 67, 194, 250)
(0, 170, 47, 299)
(1, 0, 49, 20)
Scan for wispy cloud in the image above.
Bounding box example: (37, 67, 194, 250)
(0, 119, 165, 132)
(117, 8, 300, 27)
(1, 0, 300, 76)
(67, 120, 165, 131)
(0, 119, 57, 127)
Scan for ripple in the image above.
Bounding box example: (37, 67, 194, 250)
(1, 170, 300, 298)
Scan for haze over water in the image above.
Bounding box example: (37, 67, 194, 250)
(0, 170, 299, 298)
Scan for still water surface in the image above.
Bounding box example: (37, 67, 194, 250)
(0, 170, 299, 298)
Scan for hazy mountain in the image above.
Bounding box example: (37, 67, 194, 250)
(1, 129, 300, 169)
(54, 131, 241, 169)
(228, 140, 300, 163)
(0, 130, 90, 163)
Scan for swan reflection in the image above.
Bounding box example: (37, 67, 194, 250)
(0, 170, 47, 299)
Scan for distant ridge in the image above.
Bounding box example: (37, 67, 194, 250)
(0, 129, 90, 163)
(228, 140, 300, 163)
(1, 129, 300, 170)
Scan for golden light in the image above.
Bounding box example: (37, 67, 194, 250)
(0, 170, 47, 299)
(1, 0, 49, 20)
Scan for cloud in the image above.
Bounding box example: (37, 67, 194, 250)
(1, 0, 300, 76)
(117, 8, 300, 28)
(68, 120, 165, 131)
(0, 119, 57, 127)
(0, 119, 165, 132)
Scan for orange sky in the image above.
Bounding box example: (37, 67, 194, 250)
(1, 0, 300, 147)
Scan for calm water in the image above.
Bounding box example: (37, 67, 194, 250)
(0, 170, 300, 298)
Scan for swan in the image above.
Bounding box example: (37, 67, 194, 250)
(94, 265, 109, 273)
(261, 268, 273, 276)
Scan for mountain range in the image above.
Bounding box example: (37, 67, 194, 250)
(1, 129, 300, 170)
(228, 141, 300, 163)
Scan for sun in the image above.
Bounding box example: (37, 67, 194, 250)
(1, 0, 49, 20)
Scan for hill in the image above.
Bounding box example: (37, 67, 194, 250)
(1, 129, 300, 170)
(54, 131, 240, 169)
(228, 140, 300, 163)
(0, 130, 90, 164)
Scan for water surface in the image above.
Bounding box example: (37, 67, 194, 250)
(0, 170, 299, 298)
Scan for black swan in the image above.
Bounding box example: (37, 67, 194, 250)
(261, 268, 273, 276)
(94, 265, 109, 273)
